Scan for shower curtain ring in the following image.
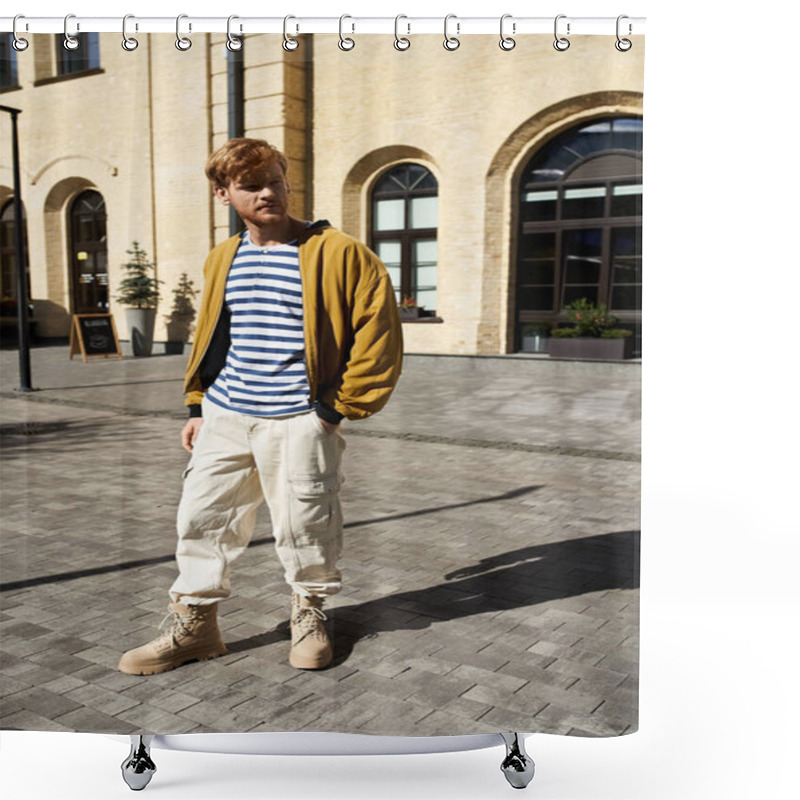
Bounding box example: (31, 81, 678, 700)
(615, 15, 632, 51)
(63, 14, 80, 51)
(226, 15, 243, 51)
(443, 14, 460, 51)
(338, 15, 355, 51)
(283, 15, 299, 51)
(175, 14, 192, 51)
(121, 15, 138, 51)
(12, 15, 29, 51)
(394, 15, 410, 51)
(499, 14, 515, 51)
(553, 14, 570, 51)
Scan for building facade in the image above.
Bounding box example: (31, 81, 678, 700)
(1, 32, 643, 355)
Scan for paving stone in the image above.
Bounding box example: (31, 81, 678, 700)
(12, 687, 85, 720)
(1, 349, 639, 736)
(0, 709, 77, 732)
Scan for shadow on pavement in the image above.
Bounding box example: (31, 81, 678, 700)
(229, 529, 640, 664)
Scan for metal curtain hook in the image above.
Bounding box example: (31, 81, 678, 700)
(63, 13, 80, 51)
(443, 14, 460, 51)
(554, 14, 570, 51)
(121, 14, 138, 51)
(499, 14, 515, 51)
(394, 14, 410, 51)
(226, 15, 243, 51)
(339, 15, 355, 51)
(283, 15, 299, 51)
(616, 14, 632, 51)
(175, 14, 192, 50)
(12, 15, 29, 51)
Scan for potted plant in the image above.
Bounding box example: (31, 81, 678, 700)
(520, 322, 551, 353)
(548, 298, 634, 360)
(164, 273, 197, 355)
(115, 242, 161, 357)
(398, 296, 422, 321)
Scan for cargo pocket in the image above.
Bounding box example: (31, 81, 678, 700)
(288, 473, 340, 541)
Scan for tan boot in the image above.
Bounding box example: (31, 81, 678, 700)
(118, 602, 227, 675)
(289, 593, 332, 669)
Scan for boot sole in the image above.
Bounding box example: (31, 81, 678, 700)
(119, 647, 227, 676)
(289, 651, 332, 670)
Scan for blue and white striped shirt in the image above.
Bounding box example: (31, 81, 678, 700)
(206, 229, 313, 417)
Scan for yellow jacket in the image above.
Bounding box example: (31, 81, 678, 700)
(183, 221, 403, 422)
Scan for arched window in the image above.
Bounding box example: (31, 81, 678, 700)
(515, 117, 642, 354)
(370, 163, 438, 315)
(69, 190, 108, 313)
(0, 200, 29, 304)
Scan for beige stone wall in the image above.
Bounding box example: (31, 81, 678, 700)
(0, 33, 215, 341)
(311, 34, 644, 354)
(208, 34, 313, 246)
(3, 32, 643, 355)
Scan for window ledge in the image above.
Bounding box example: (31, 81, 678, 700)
(0, 84, 23, 94)
(34, 67, 105, 88)
(400, 316, 444, 324)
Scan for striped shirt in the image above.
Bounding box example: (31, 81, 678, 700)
(206, 229, 314, 417)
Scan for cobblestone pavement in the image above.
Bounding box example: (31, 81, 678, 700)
(0, 346, 640, 738)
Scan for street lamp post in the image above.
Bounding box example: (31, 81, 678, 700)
(0, 104, 33, 392)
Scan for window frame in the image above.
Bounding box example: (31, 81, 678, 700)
(370, 163, 439, 315)
(515, 117, 642, 354)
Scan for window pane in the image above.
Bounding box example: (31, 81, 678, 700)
(562, 186, 606, 220)
(413, 239, 437, 266)
(376, 240, 401, 266)
(519, 234, 555, 284)
(413, 240, 436, 310)
(376, 241, 402, 292)
(611, 183, 642, 217)
(518, 286, 554, 311)
(374, 199, 404, 231)
(519, 261, 554, 284)
(519, 232, 555, 260)
(1, 34, 19, 87)
(416, 288, 437, 310)
(57, 32, 100, 75)
(409, 196, 438, 229)
(611, 285, 639, 310)
(407, 164, 435, 190)
(521, 190, 557, 222)
(611, 118, 643, 153)
(563, 286, 598, 306)
(562, 229, 601, 308)
(611, 226, 642, 310)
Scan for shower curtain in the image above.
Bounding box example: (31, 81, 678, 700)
(0, 23, 643, 740)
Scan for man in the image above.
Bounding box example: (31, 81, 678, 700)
(119, 138, 403, 675)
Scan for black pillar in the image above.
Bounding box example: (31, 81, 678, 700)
(1, 104, 33, 392)
(226, 42, 245, 237)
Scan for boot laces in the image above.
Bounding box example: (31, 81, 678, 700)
(156, 608, 197, 647)
(292, 605, 328, 645)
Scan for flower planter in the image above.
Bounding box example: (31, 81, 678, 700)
(126, 307, 156, 357)
(399, 307, 421, 321)
(548, 336, 633, 361)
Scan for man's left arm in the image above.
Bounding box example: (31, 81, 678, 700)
(319, 271, 403, 422)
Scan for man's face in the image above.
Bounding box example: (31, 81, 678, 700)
(215, 162, 290, 228)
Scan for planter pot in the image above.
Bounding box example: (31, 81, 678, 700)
(164, 340, 185, 355)
(398, 307, 421, 321)
(548, 336, 634, 361)
(126, 308, 156, 357)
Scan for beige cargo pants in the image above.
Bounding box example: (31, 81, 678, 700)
(168, 397, 346, 605)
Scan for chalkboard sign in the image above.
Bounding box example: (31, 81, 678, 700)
(69, 314, 122, 363)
